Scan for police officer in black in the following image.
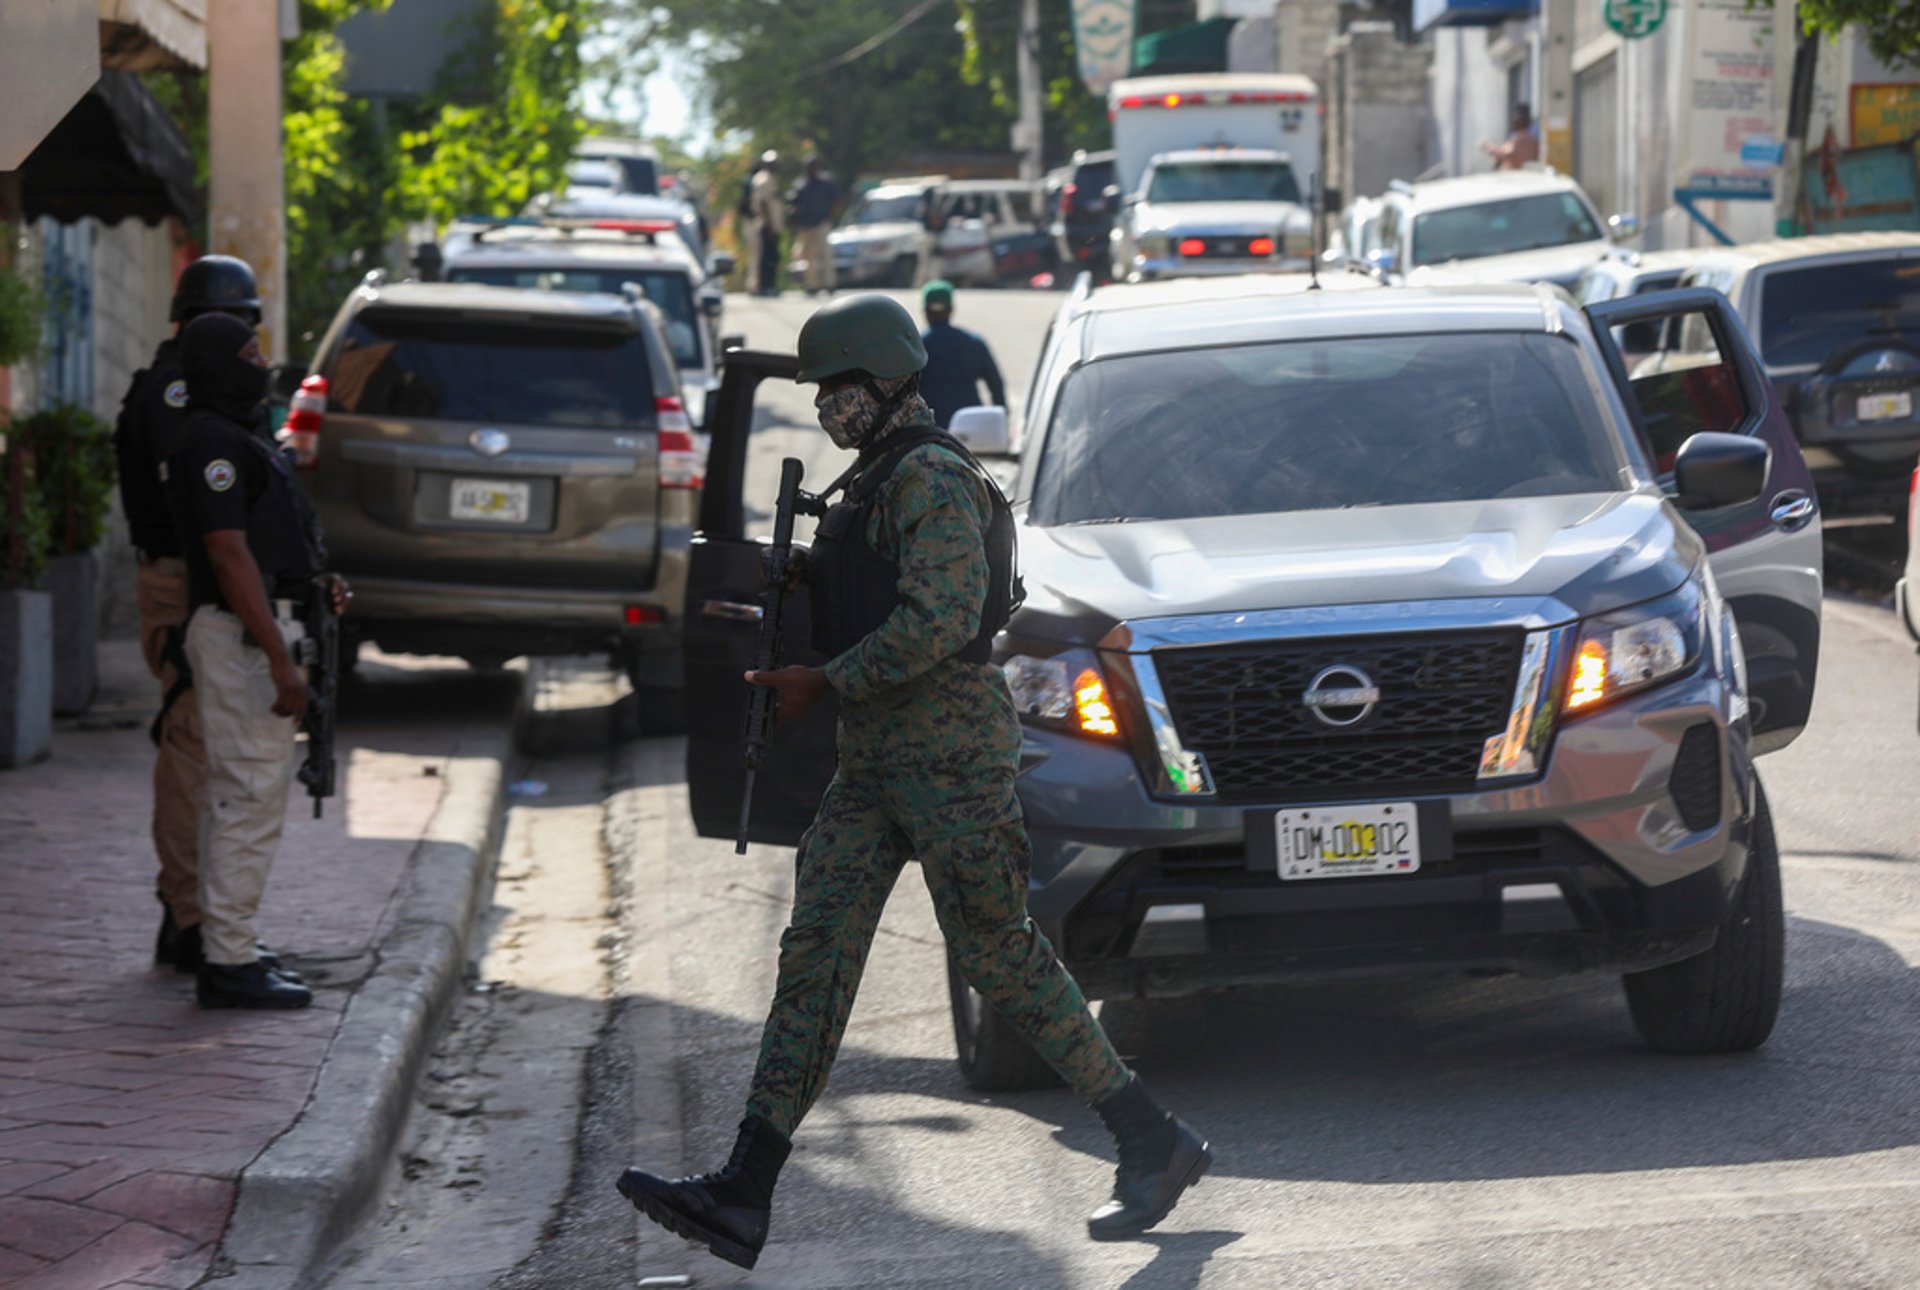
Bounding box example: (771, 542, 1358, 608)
(166, 312, 347, 1009)
(115, 255, 264, 973)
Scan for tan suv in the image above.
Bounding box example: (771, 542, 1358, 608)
(282, 277, 699, 728)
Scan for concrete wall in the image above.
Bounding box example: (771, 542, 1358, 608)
(1328, 26, 1435, 202)
(1275, 0, 1343, 98)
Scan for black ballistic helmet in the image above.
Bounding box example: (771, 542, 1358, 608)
(171, 255, 262, 324)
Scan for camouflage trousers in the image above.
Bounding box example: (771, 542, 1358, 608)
(744, 770, 1131, 1136)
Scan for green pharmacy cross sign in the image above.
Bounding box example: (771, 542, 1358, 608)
(1605, 0, 1667, 38)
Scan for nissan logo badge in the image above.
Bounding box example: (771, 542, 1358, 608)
(470, 428, 511, 457)
(1302, 664, 1381, 728)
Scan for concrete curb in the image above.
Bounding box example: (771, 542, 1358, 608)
(213, 724, 515, 1289)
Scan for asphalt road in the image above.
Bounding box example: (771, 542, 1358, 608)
(331, 287, 1920, 1288)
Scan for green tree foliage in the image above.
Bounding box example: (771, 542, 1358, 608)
(1797, 0, 1920, 71)
(594, 0, 1013, 190)
(13, 405, 115, 557)
(391, 0, 588, 225)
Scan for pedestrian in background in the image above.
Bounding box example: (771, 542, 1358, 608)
(616, 294, 1209, 1271)
(749, 149, 785, 297)
(1483, 102, 1540, 171)
(787, 155, 842, 296)
(166, 312, 348, 1010)
(918, 279, 1006, 427)
(112, 255, 263, 974)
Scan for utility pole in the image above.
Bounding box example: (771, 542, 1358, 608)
(207, 0, 288, 359)
(1016, 0, 1043, 181)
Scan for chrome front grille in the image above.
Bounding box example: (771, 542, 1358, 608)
(1152, 631, 1524, 802)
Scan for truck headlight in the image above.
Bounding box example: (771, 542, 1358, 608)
(1564, 580, 1704, 716)
(1004, 648, 1121, 738)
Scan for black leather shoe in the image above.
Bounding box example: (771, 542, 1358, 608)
(617, 1115, 791, 1269)
(169, 925, 299, 980)
(197, 961, 313, 1010)
(1087, 1076, 1211, 1240)
(155, 906, 181, 965)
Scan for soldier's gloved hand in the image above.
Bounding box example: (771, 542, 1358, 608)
(271, 656, 309, 722)
(760, 546, 808, 591)
(322, 572, 352, 615)
(744, 665, 829, 724)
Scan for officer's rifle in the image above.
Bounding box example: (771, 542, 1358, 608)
(737, 457, 809, 854)
(297, 579, 339, 818)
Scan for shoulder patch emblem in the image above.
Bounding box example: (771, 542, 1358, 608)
(203, 459, 237, 492)
(164, 379, 188, 409)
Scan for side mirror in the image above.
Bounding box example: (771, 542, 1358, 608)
(948, 405, 1012, 457)
(720, 333, 746, 354)
(1673, 432, 1769, 508)
(1608, 213, 1641, 242)
(701, 293, 724, 318)
(710, 251, 737, 278)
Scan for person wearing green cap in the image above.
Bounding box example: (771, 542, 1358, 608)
(615, 293, 1210, 1272)
(918, 278, 1006, 428)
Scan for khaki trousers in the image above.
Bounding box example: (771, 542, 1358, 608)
(795, 224, 835, 292)
(136, 559, 204, 927)
(185, 607, 304, 966)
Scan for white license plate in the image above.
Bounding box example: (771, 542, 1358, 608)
(449, 478, 531, 523)
(1858, 391, 1914, 422)
(1276, 802, 1421, 880)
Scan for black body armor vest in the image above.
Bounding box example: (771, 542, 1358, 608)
(809, 429, 1022, 664)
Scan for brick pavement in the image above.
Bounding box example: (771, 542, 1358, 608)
(0, 641, 502, 1289)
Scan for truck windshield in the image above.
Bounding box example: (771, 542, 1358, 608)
(1145, 161, 1301, 204)
(1758, 258, 1920, 367)
(326, 313, 655, 429)
(844, 193, 924, 225)
(447, 266, 702, 368)
(1411, 194, 1602, 266)
(1032, 332, 1624, 524)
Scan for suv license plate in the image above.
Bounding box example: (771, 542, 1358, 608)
(450, 478, 531, 523)
(1858, 391, 1913, 423)
(1276, 803, 1421, 880)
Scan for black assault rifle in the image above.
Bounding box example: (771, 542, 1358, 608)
(737, 457, 809, 854)
(296, 578, 340, 819)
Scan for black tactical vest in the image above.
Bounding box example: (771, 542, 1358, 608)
(809, 428, 1021, 664)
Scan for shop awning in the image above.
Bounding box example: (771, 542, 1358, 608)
(19, 72, 199, 226)
(1132, 17, 1237, 77)
(98, 0, 208, 72)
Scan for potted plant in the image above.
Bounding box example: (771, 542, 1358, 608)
(0, 261, 52, 767)
(17, 404, 115, 714)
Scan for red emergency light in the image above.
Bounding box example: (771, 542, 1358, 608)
(591, 219, 678, 235)
(1248, 236, 1276, 256)
(1178, 238, 1207, 257)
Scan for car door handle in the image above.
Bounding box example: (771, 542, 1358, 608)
(1770, 491, 1816, 530)
(701, 599, 764, 622)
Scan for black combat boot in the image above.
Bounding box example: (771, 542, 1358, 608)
(616, 1115, 792, 1269)
(155, 904, 181, 966)
(168, 924, 301, 981)
(197, 961, 313, 1010)
(1087, 1075, 1211, 1241)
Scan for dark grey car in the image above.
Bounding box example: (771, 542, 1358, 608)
(686, 275, 1823, 1089)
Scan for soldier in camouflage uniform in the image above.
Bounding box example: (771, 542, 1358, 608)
(617, 295, 1210, 1270)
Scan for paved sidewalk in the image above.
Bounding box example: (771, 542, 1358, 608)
(0, 641, 514, 1289)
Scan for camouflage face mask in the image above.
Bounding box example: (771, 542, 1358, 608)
(816, 382, 881, 450)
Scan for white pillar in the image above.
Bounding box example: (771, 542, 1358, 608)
(206, 0, 287, 360)
(1017, 0, 1043, 182)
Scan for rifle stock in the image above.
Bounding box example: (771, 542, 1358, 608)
(736, 457, 807, 853)
(297, 580, 340, 819)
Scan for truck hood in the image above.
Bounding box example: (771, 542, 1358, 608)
(1133, 200, 1307, 236)
(1404, 241, 1610, 289)
(1011, 490, 1698, 646)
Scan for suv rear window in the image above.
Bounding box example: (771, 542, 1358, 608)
(325, 312, 655, 428)
(1033, 332, 1624, 524)
(446, 266, 702, 368)
(1412, 193, 1601, 266)
(1758, 257, 1920, 367)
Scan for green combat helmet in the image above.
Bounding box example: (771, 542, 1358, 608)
(795, 293, 927, 383)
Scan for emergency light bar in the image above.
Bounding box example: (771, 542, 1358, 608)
(1116, 90, 1313, 109)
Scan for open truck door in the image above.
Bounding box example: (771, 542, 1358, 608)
(1586, 287, 1823, 753)
(683, 350, 840, 844)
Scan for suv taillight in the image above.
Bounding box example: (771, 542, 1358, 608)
(657, 395, 703, 490)
(281, 374, 328, 469)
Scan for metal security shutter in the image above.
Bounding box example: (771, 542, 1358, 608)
(1574, 54, 1619, 217)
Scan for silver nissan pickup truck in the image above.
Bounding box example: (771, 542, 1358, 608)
(687, 274, 1823, 1089)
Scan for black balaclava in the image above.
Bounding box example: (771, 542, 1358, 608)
(181, 312, 268, 424)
